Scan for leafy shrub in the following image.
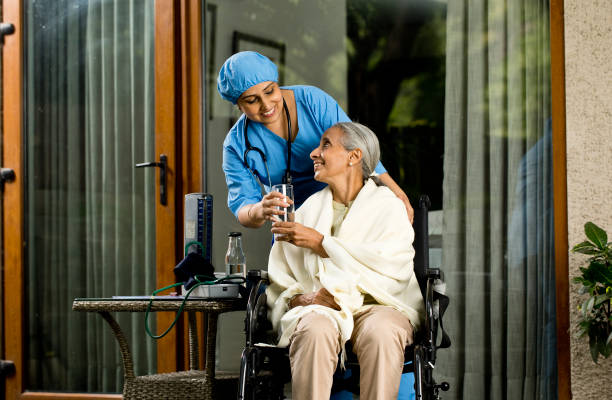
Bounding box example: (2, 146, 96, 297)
(572, 222, 612, 363)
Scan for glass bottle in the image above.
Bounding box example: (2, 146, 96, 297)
(225, 232, 246, 278)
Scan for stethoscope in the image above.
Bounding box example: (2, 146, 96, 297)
(243, 98, 293, 190)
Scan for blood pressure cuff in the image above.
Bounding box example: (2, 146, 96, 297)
(173, 252, 215, 290)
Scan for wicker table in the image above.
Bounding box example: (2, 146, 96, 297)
(72, 297, 245, 399)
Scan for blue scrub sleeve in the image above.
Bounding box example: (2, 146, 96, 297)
(302, 86, 351, 127)
(374, 161, 387, 174)
(223, 144, 264, 217)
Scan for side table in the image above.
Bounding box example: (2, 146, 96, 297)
(72, 297, 245, 399)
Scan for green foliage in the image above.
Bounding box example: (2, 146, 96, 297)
(572, 222, 612, 363)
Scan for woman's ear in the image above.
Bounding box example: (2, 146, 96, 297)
(349, 149, 363, 163)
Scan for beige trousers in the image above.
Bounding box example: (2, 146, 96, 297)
(289, 305, 414, 400)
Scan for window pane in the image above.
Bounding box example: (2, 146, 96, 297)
(206, 1, 556, 398)
(346, 0, 446, 210)
(25, 0, 156, 392)
(440, 1, 557, 398)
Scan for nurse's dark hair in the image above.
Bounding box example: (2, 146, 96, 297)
(333, 122, 384, 186)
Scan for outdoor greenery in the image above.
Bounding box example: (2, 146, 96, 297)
(345, 0, 446, 209)
(572, 222, 612, 363)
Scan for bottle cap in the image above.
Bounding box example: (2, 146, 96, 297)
(228, 232, 242, 237)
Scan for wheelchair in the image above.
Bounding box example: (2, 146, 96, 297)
(238, 195, 450, 400)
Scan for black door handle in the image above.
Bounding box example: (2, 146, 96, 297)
(0, 168, 15, 182)
(135, 154, 167, 206)
(0, 23, 15, 45)
(0, 360, 15, 378)
(0, 167, 15, 191)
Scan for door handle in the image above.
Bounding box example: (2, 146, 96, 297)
(135, 154, 167, 206)
(0, 360, 15, 378)
(0, 22, 15, 45)
(0, 167, 15, 191)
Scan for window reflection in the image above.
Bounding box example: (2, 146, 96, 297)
(207, 1, 557, 398)
(206, 0, 448, 380)
(346, 0, 446, 209)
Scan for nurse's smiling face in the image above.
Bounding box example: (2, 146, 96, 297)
(237, 81, 283, 126)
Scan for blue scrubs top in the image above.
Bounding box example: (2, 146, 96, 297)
(222, 85, 387, 217)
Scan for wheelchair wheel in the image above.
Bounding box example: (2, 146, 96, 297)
(238, 346, 286, 400)
(238, 347, 255, 400)
(414, 344, 448, 400)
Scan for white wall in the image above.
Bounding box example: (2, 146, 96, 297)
(204, 0, 347, 371)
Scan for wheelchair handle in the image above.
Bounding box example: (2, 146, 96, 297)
(247, 269, 268, 281)
(426, 268, 442, 280)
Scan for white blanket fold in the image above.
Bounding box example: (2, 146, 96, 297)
(266, 179, 424, 349)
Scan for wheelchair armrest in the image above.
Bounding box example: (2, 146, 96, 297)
(247, 269, 268, 282)
(425, 267, 443, 281)
(424, 268, 443, 347)
(245, 269, 271, 346)
(246, 269, 269, 310)
(423, 266, 451, 351)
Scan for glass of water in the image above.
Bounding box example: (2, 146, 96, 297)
(271, 184, 295, 239)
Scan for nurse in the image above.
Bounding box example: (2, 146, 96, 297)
(218, 51, 413, 228)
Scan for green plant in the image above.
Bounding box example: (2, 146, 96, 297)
(572, 222, 612, 363)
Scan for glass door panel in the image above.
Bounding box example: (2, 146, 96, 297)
(205, 0, 447, 284)
(24, 0, 156, 392)
(204, 1, 557, 398)
(204, 0, 447, 373)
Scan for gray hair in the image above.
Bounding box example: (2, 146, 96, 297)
(333, 122, 384, 185)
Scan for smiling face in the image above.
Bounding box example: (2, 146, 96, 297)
(236, 81, 283, 126)
(310, 127, 352, 184)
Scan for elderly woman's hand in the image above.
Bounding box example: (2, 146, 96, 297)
(271, 221, 329, 258)
(289, 288, 340, 310)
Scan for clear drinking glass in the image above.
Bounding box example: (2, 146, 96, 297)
(272, 184, 295, 239)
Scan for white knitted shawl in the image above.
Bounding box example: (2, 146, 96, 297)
(265, 179, 424, 349)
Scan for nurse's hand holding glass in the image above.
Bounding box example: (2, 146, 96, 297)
(217, 51, 414, 228)
(246, 189, 294, 228)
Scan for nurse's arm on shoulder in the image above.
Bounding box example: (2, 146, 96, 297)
(237, 191, 294, 228)
(378, 173, 414, 223)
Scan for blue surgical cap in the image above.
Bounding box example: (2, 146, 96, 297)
(217, 51, 279, 104)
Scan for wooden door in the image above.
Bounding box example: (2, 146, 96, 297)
(1, 0, 202, 397)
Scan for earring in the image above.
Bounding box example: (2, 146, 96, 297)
(349, 162, 353, 166)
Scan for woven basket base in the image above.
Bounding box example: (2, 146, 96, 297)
(123, 370, 239, 400)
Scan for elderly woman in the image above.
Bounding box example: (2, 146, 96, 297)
(216, 51, 414, 227)
(266, 122, 424, 400)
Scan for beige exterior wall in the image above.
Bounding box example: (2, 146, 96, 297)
(565, 1, 612, 398)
